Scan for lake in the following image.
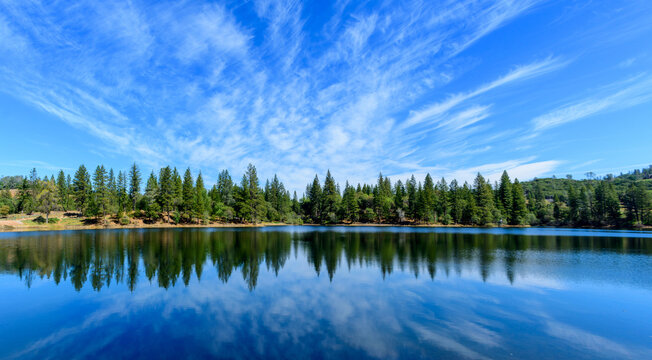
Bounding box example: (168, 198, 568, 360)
(1, 227, 651, 359)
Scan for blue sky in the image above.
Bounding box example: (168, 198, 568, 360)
(0, 0, 651, 191)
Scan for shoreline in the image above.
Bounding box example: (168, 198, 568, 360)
(2, 221, 651, 233)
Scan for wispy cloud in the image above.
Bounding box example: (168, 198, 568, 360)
(405, 57, 566, 127)
(1, 0, 648, 190)
(532, 74, 652, 131)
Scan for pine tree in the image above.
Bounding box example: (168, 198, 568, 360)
(237, 164, 265, 223)
(73, 165, 92, 215)
(340, 181, 359, 222)
(406, 175, 417, 220)
(498, 171, 513, 223)
(322, 170, 340, 223)
(173, 168, 183, 214)
(144, 172, 159, 220)
(422, 174, 435, 222)
(474, 173, 495, 225)
(117, 171, 129, 216)
(593, 182, 620, 225)
(623, 183, 651, 225)
(56, 170, 69, 211)
(511, 179, 527, 225)
(93, 165, 109, 219)
(292, 191, 301, 215)
(182, 168, 194, 218)
(107, 168, 117, 213)
(128, 163, 141, 211)
(157, 166, 174, 222)
(194, 172, 208, 223)
(308, 175, 322, 223)
(217, 170, 235, 207)
(567, 182, 579, 224)
(434, 178, 447, 223)
(394, 180, 407, 222)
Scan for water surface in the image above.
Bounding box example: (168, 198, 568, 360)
(1, 227, 651, 359)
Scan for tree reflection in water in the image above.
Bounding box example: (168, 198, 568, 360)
(1, 228, 650, 291)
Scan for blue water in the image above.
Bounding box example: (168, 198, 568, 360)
(1, 227, 651, 359)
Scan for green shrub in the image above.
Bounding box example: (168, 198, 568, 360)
(0, 205, 9, 218)
(120, 217, 130, 225)
(172, 211, 181, 224)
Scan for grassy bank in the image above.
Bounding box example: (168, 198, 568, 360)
(2, 211, 651, 233)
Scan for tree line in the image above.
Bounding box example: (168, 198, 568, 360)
(0, 163, 650, 227)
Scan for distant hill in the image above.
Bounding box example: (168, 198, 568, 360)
(521, 165, 652, 201)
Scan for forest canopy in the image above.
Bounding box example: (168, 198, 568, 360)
(1, 164, 651, 227)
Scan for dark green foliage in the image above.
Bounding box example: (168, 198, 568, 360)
(5, 163, 649, 228)
(474, 173, 496, 225)
(73, 165, 92, 215)
(307, 175, 322, 223)
(182, 168, 194, 217)
(92, 165, 109, 218)
(321, 171, 340, 223)
(235, 164, 266, 223)
(624, 183, 651, 225)
(129, 163, 141, 211)
(194, 172, 208, 223)
(498, 171, 512, 223)
(157, 166, 174, 222)
(511, 179, 527, 225)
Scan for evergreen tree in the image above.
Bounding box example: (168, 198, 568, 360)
(56, 170, 69, 211)
(373, 173, 392, 222)
(340, 181, 359, 222)
(128, 163, 141, 211)
(107, 168, 117, 213)
(553, 194, 563, 223)
(449, 179, 464, 224)
(406, 175, 418, 220)
(237, 164, 266, 223)
(143, 172, 159, 220)
(217, 170, 235, 207)
(182, 168, 194, 218)
(394, 180, 407, 222)
(322, 171, 340, 223)
(435, 177, 449, 223)
(117, 171, 129, 216)
(498, 171, 513, 223)
(292, 191, 301, 215)
(72, 165, 92, 215)
(567, 182, 579, 224)
(577, 186, 592, 225)
(422, 174, 435, 222)
(194, 172, 208, 223)
(173, 168, 183, 214)
(511, 179, 527, 225)
(308, 175, 322, 223)
(157, 166, 174, 222)
(593, 182, 620, 225)
(474, 173, 495, 225)
(623, 183, 651, 225)
(93, 165, 109, 219)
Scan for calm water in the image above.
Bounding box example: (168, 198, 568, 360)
(1, 227, 652, 359)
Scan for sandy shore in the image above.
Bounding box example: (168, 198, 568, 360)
(1, 213, 650, 233)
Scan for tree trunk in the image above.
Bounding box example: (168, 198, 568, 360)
(46, 212, 49, 224)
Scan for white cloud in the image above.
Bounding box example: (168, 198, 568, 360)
(405, 57, 565, 127)
(532, 75, 652, 131)
(0, 0, 572, 190)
